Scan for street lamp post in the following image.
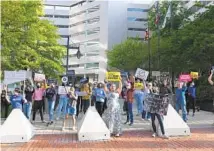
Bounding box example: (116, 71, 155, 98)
(66, 36, 82, 75)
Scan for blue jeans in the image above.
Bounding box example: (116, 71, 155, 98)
(23, 102, 32, 119)
(126, 102, 133, 123)
(142, 110, 151, 119)
(176, 100, 187, 122)
(57, 97, 68, 119)
(135, 95, 143, 114)
(48, 99, 55, 121)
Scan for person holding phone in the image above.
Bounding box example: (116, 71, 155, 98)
(10, 88, 27, 110)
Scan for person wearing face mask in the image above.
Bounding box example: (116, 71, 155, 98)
(175, 81, 188, 122)
(32, 81, 46, 124)
(23, 82, 35, 119)
(1, 89, 10, 118)
(45, 83, 56, 125)
(10, 88, 26, 110)
(187, 81, 196, 117)
(94, 83, 106, 117)
(103, 78, 122, 137)
(142, 82, 152, 121)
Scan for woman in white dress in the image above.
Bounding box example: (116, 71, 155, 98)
(103, 78, 122, 137)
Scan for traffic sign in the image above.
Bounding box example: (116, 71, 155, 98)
(61, 76, 68, 83)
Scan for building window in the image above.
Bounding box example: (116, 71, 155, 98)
(54, 15, 69, 18)
(86, 53, 99, 57)
(128, 28, 146, 31)
(44, 14, 53, 18)
(56, 25, 69, 28)
(127, 17, 148, 21)
(85, 63, 99, 69)
(127, 8, 149, 12)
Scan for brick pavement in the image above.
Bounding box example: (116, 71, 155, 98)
(1, 128, 214, 151)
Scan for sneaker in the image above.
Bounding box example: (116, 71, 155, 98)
(115, 133, 120, 137)
(62, 127, 66, 131)
(162, 135, 169, 139)
(152, 133, 157, 138)
(124, 121, 129, 124)
(31, 121, 35, 124)
(42, 120, 46, 123)
(56, 117, 59, 121)
(192, 113, 195, 117)
(129, 123, 133, 126)
(146, 119, 151, 122)
(72, 126, 76, 131)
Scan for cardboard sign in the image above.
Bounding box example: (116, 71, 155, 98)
(134, 83, 144, 90)
(76, 91, 88, 96)
(58, 86, 70, 95)
(106, 72, 121, 82)
(190, 72, 199, 79)
(135, 68, 149, 80)
(4, 70, 32, 85)
(34, 73, 45, 82)
(179, 74, 192, 82)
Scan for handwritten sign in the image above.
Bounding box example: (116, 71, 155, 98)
(135, 68, 149, 80)
(190, 72, 199, 79)
(58, 86, 70, 95)
(134, 83, 144, 90)
(106, 72, 121, 82)
(179, 74, 192, 82)
(34, 73, 45, 82)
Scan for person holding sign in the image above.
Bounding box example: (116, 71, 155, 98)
(103, 77, 122, 137)
(175, 82, 188, 122)
(187, 81, 196, 117)
(62, 87, 78, 131)
(32, 81, 46, 124)
(45, 83, 56, 126)
(10, 88, 27, 110)
(208, 68, 214, 125)
(94, 83, 106, 117)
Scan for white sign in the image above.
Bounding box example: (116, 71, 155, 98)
(135, 68, 149, 80)
(76, 91, 87, 96)
(152, 71, 161, 77)
(4, 70, 32, 85)
(61, 76, 68, 83)
(58, 86, 70, 95)
(34, 73, 45, 82)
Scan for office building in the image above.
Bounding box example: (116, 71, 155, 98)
(43, 0, 150, 82)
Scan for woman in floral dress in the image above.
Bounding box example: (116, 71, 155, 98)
(103, 79, 122, 137)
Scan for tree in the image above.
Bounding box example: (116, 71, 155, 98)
(107, 38, 148, 71)
(1, 0, 66, 79)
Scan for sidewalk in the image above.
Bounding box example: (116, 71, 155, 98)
(1, 128, 214, 151)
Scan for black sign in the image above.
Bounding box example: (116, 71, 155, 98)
(67, 70, 75, 76)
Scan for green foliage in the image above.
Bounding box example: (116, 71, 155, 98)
(107, 38, 147, 71)
(1, 0, 66, 79)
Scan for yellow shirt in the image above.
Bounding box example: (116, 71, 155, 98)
(81, 86, 92, 100)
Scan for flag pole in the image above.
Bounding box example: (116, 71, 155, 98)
(156, 1, 160, 70)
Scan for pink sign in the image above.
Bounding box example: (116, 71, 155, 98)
(179, 74, 192, 82)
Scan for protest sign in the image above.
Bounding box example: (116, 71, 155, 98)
(76, 91, 88, 96)
(144, 94, 169, 116)
(58, 86, 70, 95)
(34, 73, 45, 82)
(135, 68, 149, 81)
(4, 70, 32, 85)
(106, 72, 121, 82)
(179, 74, 192, 82)
(134, 83, 144, 90)
(190, 72, 199, 79)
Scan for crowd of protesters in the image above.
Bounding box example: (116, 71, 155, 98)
(1, 70, 214, 138)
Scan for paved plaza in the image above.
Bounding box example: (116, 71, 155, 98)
(1, 100, 214, 151)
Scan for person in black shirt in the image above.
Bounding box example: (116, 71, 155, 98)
(23, 83, 35, 119)
(1, 90, 10, 118)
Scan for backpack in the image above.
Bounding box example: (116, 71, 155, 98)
(46, 88, 55, 99)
